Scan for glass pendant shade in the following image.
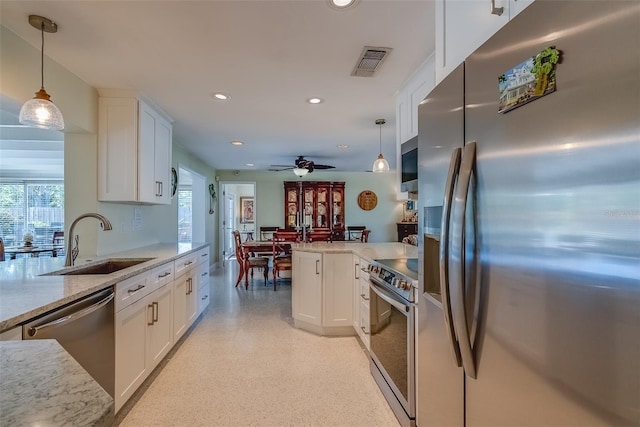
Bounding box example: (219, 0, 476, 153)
(293, 167, 309, 177)
(19, 15, 64, 131)
(372, 118, 388, 173)
(19, 88, 64, 130)
(372, 154, 390, 173)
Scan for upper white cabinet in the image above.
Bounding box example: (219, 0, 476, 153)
(98, 93, 173, 204)
(396, 54, 436, 144)
(435, 0, 535, 84)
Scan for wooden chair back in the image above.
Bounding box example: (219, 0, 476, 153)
(232, 230, 244, 262)
(52, 231, 64, 245)
(259, 226, 279, 241)
(274, 229, 300, 242)
(0, 237, 5, 262)
(346, 225, 366, 241)
(307, 230, 332, 243)
(360, 229, 371, 243)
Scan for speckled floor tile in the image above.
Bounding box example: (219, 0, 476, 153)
(116, 261, 399, 427)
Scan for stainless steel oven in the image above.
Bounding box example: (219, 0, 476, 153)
(368, 258, 417, 427)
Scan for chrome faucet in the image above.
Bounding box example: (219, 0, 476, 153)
(64, 213, 113, 266)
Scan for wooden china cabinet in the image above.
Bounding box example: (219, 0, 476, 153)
(284, 181, 345, 240)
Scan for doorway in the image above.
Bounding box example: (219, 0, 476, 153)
(219, 182, 255, 260)
(178, 166, 205, 244)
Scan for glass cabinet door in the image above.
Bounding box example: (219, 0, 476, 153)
(303, 188, 314, 227)
(331, 186, 344, 228)
(316, 187, 328, 228)
(286, 188, 298, 227)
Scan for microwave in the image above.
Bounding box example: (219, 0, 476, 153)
(401, 136, 418, 193)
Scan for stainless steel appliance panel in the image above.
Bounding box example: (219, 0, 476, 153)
(417, 63, 465, 427)
(23, 288, 115, 396)
(463, 1, 640, 425)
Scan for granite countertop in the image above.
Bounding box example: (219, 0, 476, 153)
(0, 340, 113, 427)
(292, 241, 417, 261)
(0, 242, 209, 332)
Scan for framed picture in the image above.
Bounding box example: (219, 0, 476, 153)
(240, 197, 254, 223)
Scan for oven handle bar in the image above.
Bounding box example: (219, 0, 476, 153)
(27, 290, 115, 337)
(369, 279, 409, 313)
(439, 147, 463, 367)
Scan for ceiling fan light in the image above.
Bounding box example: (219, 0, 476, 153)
(19, 88, 64, 130)
(372, 154, 389, 173)
(293, 167, 309, 177)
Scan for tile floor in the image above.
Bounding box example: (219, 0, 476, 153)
(115, 260, 399, 427)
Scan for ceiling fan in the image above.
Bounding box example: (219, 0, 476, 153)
(269, 156, 335, 176)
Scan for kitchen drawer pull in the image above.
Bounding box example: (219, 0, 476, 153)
(184, 260, 193, 266)
(127, 284, 145, 294)
(201, 253, 208, 257)
(201, 295, 208, 301)
(158, 272, 171, 278)
(201, 272, 208, 277)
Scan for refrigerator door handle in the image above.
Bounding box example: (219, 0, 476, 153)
(449, 141, 477, 379)
(439, 147, 463, 367)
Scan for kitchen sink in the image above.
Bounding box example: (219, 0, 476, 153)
(45, 258, 155, 275)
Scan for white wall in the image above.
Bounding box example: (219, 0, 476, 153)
(215, 170, 404, 242)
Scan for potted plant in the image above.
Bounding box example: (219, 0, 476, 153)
(23, 232, 34, 247)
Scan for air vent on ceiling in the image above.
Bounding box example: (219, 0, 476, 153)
(351, 46, 392, 77)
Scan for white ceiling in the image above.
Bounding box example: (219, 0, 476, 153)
(0, 1, 435, 174)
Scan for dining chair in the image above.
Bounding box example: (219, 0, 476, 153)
(52, 231, 65, 245)
(346, 226, 366, 241)
(0, 237, 5, 262)
(259, 226, 279, 241)
(306, 230, 332, 243)
(360, 229, 371, 243)
(233, 230, 269, 289)
(272, 234, 293, 291)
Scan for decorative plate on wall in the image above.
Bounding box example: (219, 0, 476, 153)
(357, 190, 378, 211)
(171, 167, 178, 198)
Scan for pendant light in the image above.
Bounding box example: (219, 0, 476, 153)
(19, 15, 64, 131)
(293, 167, 309, 177)
(372, 118, 389, 173)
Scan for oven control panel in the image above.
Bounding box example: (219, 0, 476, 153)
(368, 264, 412, 291)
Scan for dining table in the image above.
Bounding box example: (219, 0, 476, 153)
(5, 245, 65, 260)
(237, 240, 291, 288)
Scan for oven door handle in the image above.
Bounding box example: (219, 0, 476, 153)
(369, 281, 409, 313)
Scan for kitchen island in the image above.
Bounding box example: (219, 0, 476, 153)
(291, 242, 416, 336)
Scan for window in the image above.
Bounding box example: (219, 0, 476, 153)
(0, 182, 64, 247)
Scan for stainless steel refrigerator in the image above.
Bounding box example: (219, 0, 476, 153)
(416, 1, 640, 426)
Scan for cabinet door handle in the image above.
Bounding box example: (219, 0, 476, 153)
(201, 272, 208, 277)
(490, 0, 504, 15)
(360, 293, 369, 301)
(360, 326, 369, 335)
(147, 304, 154, 325)
(354, 263, 360, 279)
(155, 181, 162, 197)
(201, 295, 208, 301)
(128, 284, 145, 294)
(315, 259, 320, 275)
(153, 301, 159, 322)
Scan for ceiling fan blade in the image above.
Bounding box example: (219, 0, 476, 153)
(268, 166, 294, 171)
(313, 164, 335, 170)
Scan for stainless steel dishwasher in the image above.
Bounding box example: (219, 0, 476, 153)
(23, 287, 115, 397)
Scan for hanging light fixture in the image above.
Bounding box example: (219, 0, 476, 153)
(293, 167, 309, 177)
(372, 118, 389, 173)
(19, 15, 64, 131)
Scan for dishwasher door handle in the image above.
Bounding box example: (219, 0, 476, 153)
(27, 291, 115, 337)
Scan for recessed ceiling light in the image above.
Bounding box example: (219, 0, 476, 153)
(307, 97, 323, 104)
(327, 0, 359, 10)
(231, 141, 243, 146)
(337, 144, 349, 149)
(246, 163, 254, 167)
(212, 93, 230, 101)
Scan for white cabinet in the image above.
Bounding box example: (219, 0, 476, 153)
(435, 0, 535, 84)
(173, 253, 199, 342)
(292, 250, 354, 336)
(322, 254, 353, 328)
(292, 250, 323, 329)
(0, 326, 22, 340)
(114, 261, 174, 413)
(396, 55, 436, 144)
(353, 257, 371, 350)
(98, 95, 172, 204)
(197, 252, 210, 316)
